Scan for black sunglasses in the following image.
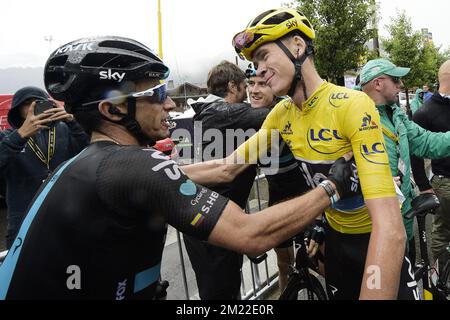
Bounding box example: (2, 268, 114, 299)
(376, 75, 401, 84)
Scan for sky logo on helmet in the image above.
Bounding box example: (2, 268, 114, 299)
(286, 19, 298, 29)
(54, 42, 94, 56)
(99, 69, 126, 82)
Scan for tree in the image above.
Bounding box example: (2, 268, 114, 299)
(382, 11, 445, 106)
(418, 41, 441, 88)
(437, 47, 450, 71)
(285, 0, 376, 84)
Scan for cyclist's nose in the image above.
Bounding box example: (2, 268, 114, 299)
(256, 62, 266, 78)
(164, 97, 176, 111)
(252, 84, 261, 94)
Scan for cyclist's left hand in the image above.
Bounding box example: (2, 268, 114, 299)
(327, 153, 360, 200)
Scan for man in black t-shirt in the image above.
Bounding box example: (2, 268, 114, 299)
(0, 36, 357, 300)
(183, 61, 270, 300)
(412, 60, 450, 269)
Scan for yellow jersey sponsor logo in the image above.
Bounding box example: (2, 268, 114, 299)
(359, 112, 379, 131)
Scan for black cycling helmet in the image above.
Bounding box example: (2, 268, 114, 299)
(44, 36, 169, 105)
(44, 36, 170, 144)
(245, 63, 257, 79)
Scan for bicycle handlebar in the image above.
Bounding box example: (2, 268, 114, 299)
(248, 253, 268, 264)
(405, 193, 440, 219)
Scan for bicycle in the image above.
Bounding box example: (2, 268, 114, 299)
(278, 231, 327, 300)
(405, 193, 450, 300)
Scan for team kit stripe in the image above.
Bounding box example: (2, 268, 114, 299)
(0, 150, 86, 299)
(190, 213, 205, 227)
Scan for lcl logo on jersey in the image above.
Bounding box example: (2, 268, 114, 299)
(329, 92, 350, 108)
(309, 129, 343, 142)
(360, 142, 388, 165)
(307, 128, 346, 155)
(99, 69, 126, 82)
(361, 142, 385, 155)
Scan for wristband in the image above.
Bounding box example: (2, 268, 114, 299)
(319, 180, 340, 205)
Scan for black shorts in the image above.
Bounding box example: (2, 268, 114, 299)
(324, 223, 419, 300)
(183, 234, 243, 300)
(266, 170, 310, 249)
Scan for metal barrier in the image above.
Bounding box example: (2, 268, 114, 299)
(241, 172, 279, 300)
(173, 170, 280, 300)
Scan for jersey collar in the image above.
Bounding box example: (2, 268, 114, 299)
(301, 81, 329, 113)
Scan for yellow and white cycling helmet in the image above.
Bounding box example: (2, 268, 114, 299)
(232, 8, 315, 61)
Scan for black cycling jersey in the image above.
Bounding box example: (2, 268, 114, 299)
(0, 141, 228, 300)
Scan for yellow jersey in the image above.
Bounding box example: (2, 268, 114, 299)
(237, 81, 396, 234)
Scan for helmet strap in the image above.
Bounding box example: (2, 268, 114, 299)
(275, 39, 310, 100)
(111, 97, 155, 146)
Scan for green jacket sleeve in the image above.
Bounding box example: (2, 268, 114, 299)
(397, 110, 450, 159)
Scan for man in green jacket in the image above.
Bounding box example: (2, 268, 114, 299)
(359, 59, 450, 260)
(410, 88, 424, 115)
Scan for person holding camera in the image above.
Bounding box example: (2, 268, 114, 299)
(0, 86, 89, 249)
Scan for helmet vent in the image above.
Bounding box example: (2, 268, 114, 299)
(264, 12, 294, 25)
(302, 18, 312, 29)
(99, 40, 156, 59)
(249, 9, 277, 27)
(82, 53, 144, 68)
(48, 55, 68, 67)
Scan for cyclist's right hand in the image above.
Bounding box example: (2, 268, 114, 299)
(327, 152, 361, 200)
(307, 220, 325, 258)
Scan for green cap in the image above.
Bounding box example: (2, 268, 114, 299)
(359, 59, 410, 86)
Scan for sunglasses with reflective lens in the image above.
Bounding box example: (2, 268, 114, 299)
(82, 83, 168, 107)
(389, 76, 401, 84)
(131, 83, 167, 103)
(232, 30, 256, 60)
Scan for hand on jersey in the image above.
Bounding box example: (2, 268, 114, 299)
(327, 152, 361, 200)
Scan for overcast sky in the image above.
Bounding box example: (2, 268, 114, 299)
(0, 0, 449, 87)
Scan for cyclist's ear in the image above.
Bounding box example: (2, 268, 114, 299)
(98, 101, 127, 120)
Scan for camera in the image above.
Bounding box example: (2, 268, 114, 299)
(34, 100, 56, 116)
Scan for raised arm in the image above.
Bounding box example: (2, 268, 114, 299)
(182, 126, 273, 185)
(207, 153, 356, 256)
(181, 152, 250, 186)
